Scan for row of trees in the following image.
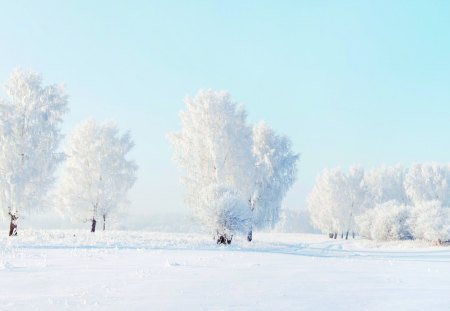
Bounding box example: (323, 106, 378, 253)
(170, 90, 299, 244)
(308, 164, 450, 242)
(0, 69, 137, 235)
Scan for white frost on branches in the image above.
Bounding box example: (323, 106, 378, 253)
(404, 163, 450, 206)
(356, 201, 411, 241)
(0, 69, 68, 220)
(170, 90, 255, 236)
(57, 119, 137, 229)
(170, 90, 298, 237)
(408, 201, 450, 242)
(252, 122, 298, 229)
(309, 163, 450, 242)
(308, 166, 367, 235)
(200, 185, 252, 236)
(364, 165, 409, 207)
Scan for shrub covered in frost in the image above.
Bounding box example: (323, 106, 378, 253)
(356, 201, 412, 241)
(199, 185, 252, 238)
(408, 201, 450, 242)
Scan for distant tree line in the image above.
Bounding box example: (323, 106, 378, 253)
(308, 164, 450, 243)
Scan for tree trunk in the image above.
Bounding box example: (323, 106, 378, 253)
(352, 231, 355, 239)
(345, 231, 349, 240)
(247, 228, 253, 242)
(91, 218, 97, 233)
(8, 213, 18, 236)
(227, 235, 233, 244)
(103, 215, 106, 231)
(217, 235, 226, 245)
(217, 233, 232, 245)
(341, 232, 344, 239)
(334, 232, 337, 239)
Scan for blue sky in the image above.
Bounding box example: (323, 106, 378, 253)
(1, 1, 450, 225)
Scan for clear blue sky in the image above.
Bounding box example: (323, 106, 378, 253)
(1, 1, 450, 224)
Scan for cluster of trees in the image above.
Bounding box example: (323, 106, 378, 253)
(0, 69, 137, 235)
(308, 164, 450, 243)
(170, 90, 298, 244)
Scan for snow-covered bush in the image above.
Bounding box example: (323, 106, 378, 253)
(408, 201, 450, 242)
(200, 185, 252, 240)
(356, 201, 412, 241)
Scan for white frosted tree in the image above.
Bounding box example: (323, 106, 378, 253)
(403, 164, 450, 243)
(251, 122, 298, 230)
(0, 69, 68, 235)
(57, 119, 137, 232)
(404, 163, 450, 206)
(308, 168, 348, 237)
(170, 89, 256, 244)
(344, 166, 369, 237)
(364, 165, 409, 207)
(308, 166, 368, 238)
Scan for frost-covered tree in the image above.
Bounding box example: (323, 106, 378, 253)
(0, 69, 68, 235)
(170, 90, 255, 243)
(403, 164, 450, 243)
(251, 122, 298, 230)
(57, 119, 137, 232)
(356, 201, 411, 241)
(308, 166, 367, 238)
(308, 168, 348, 237)
(404, 163, 450, 206)
(344, 166, 369, 237)
(364, 165, 409, 207)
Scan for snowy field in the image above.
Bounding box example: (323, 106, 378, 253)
(1, 231, 450, 311)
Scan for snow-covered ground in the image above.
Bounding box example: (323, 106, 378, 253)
(1, 231, 450, 310)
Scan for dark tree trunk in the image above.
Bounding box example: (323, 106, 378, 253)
(227, 236, 232, 244)
(345, 231, 349, 240)
(91, 218, 97, 233)
(247, 228, 253, 242)
(341, 232, 344, 239)
(103, 215, 106, 231)
(217, 233, 233, 245)
(329, 233, 334, 238)
(217, 235, 226, 244)
(334, 233, 337, 239)
(352, 231, 355, 239)
(8, 213, 18, 236)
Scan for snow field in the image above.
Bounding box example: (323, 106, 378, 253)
(1, 231, 450, 311)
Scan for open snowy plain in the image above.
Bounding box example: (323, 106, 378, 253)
(1, 231, 450, 311)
